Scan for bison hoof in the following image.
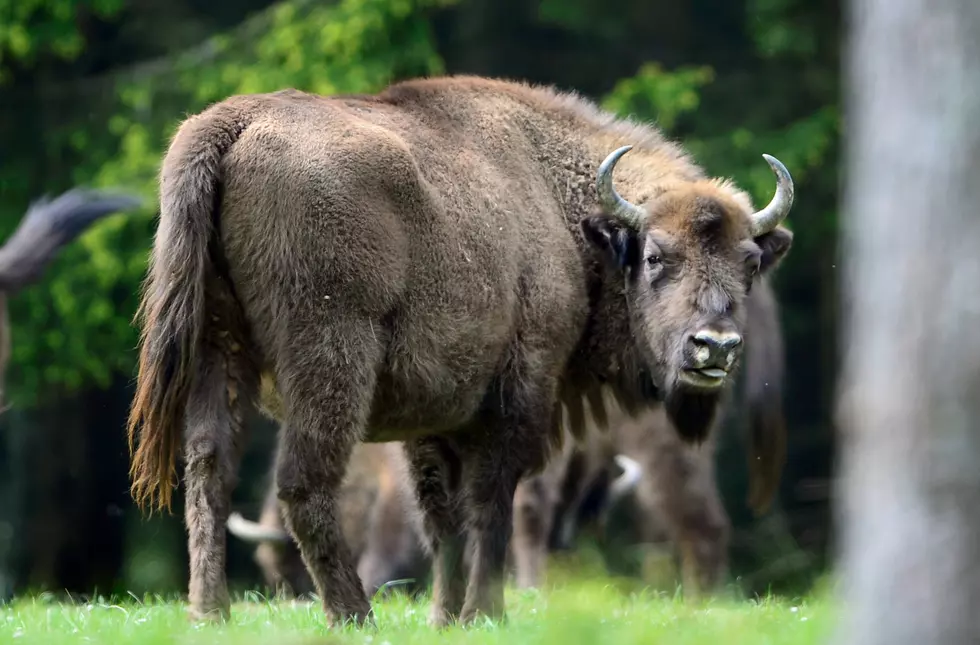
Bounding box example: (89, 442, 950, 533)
(187, 603, 231, 624)
(428, 606, 459, 629)
(325, 604, 374, 629)
(458, 603, 507, 627)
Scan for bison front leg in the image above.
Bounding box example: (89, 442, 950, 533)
(273, 326, 381, 627)
(511, 474, 559, 589)
(459, 386, 553, 623)
(405, 437, 467, 627)
(637, 426, 730, 597)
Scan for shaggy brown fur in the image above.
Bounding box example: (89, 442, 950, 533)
(511, 276, 787, 594)
(228, 442, 430, 599)
(0, 188, 140, 406)
(126, 75, 795, 625)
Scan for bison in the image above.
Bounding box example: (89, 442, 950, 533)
(228, 438, 642, 597)
(0, 188, 141, 405)
(512, 276, 787, 594)
(227, 441, 430, 599)
(126, 75, 795, 626)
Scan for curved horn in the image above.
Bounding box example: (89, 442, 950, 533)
(227, 512, 289, 543)
(750, 154, 795, 237)
(608, 454, 643, 502)
(596, 145, 646, 228)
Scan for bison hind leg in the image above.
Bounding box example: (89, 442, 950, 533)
(184, 336, 258, 622)
(273, 321, 383, 628)
(404, 437, 467, 628)
(511, 473, 560, 590)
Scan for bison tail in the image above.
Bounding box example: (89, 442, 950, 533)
(743, 277, 788, 516)
(127, 101, 255, 514)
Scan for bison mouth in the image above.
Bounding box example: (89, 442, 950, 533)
(679, 367, 729, 389)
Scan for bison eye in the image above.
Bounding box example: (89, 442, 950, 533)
(646, 254, 665, 282)
(745, 254, 761, 292)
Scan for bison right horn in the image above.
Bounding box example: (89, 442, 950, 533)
(596, 145, 647, 229)
(227, 512, 289, 543)
(750, 154, 795, 237)
(608, 454, 643, 502)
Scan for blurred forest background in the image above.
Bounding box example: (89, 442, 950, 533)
(0, 0, 838, 600)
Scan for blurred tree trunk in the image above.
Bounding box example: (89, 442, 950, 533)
(836, 0, 980, 643)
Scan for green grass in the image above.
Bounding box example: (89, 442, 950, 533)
(0, 579, 833, 645)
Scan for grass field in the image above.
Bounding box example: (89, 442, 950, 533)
(0, 578, 833, 645)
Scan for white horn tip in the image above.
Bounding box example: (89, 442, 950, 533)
(227, 512, 289, 542)
(761, 153, 793, 184)
(610, 454, 642, 496)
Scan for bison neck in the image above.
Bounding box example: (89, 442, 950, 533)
(558, 261, 663, 434)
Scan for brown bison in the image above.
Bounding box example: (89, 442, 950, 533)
(228, 439, 641, 597)
(0, 188, 141, 405)
(125, 75, 796, 626)
(227, 441, 430, 599)
(512, 276, 787, 594)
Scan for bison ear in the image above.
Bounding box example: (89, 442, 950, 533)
(755, 225, 793, 274)
(581, 215, 638, 271)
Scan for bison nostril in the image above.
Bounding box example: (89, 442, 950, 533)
(692, 330, 743, 353)
(689, 335, 710, 349)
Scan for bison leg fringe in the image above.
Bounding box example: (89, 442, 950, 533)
(404, 437, 467, 627)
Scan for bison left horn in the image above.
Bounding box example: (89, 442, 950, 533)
(596, 145, 646, 228)
(750, 154, 795, 237)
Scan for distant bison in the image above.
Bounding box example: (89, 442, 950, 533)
(228, 438, 640, 597)
(126, 75, 795, 626)
(512, 275, 787, 595)
(227, 442, 429, 599)
(0, 188, 140, 405)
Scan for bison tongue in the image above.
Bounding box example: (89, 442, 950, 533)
(664, 389, 720, 444)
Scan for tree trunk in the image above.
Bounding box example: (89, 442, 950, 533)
(836, 1, 980, 643)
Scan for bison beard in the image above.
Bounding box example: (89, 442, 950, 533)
(664, 390, 720, 444)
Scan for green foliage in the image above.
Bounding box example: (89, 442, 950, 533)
(601, 63, 715, 131)
(746, 0, 821, 60)
(0, 0, 124, 83)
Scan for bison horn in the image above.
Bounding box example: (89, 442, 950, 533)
(608, 454, 643, 502)
(596, 145, 646, 228)
(227, 512, 289, 543)
(750, 154, 795, 237)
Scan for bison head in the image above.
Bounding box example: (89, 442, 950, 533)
(581, 146, 794, 442)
